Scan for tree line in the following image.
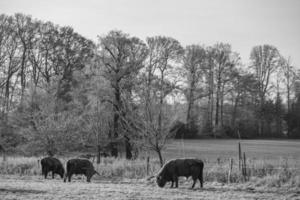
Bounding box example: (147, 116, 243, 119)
(0, 14, 299, 164)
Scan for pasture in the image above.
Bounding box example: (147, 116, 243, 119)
(165, 139, 300, 165)
(0, 139, 299, 199)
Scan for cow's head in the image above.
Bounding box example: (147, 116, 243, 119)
(156, 175, 167, 187)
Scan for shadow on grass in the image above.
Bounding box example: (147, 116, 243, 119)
(0, 188, 45, 194)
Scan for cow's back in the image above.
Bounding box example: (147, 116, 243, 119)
(164, 158, 203, 177)
(67, 159, 93, 174)
(41, 157, 54, 169)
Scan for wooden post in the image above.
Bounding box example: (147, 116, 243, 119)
(243, 152, 247, 181)
(227, 158, 233, 184)
(146, 156, 150, 176)
(238, 142, 242, 170)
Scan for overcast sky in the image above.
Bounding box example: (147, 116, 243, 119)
(1, 0, 299, 68)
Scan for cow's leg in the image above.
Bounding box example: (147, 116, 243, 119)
(68, 173, 72, 182)
(86, 172, 91, 182)
(199, 171, 203, 188)
(64, 173, 67, 182)
(191, 178, 197, 189)
(52, 171, 55, 179)
(170, 181, 174, 188)
(173, 176, 178, 188)
(44, 170, 48, 179)
(87, 176, 91, 182)
(42, 167, 46, 178)
(191, 170, 199, 189)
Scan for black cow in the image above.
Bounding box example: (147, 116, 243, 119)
(40, 157, 65, 179)
(64, 158, 99, 182)
(151, 158, 204, 188)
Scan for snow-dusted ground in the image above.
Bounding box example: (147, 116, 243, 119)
(0, 175, 298, 200)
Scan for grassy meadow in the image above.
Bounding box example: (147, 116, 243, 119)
(0, 139, 299, 199)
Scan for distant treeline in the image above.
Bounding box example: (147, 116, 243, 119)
(0, 13, 299, 160)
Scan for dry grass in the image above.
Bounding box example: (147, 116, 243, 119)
(0, 175, 299, 200)
(1, 155, 299, 189)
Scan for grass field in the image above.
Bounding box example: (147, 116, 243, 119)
(0, 139, 299, 199)
(164, 139, 300, 163)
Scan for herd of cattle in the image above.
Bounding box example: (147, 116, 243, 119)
(40, 157, 204, 189)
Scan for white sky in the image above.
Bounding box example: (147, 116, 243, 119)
(1, 0, 299, 68)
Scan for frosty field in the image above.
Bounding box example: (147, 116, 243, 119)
(0, 175, 299, 200)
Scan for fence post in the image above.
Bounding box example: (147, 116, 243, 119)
(243, 152, 247, 181)
(238, 142, 242, 170)
(227, 158, 233, 184)
(146, 156, 150, 176)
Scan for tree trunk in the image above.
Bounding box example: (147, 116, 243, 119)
(286, 72, 290, 137)
(4, 75, 10, 113)
(231, 95, 239, 128)
(111, 81, 121, 157)
(186, 67, 196, 131)
(19, 46, 27, 110)
(96, 145, 101, 164)
(156, 148, 164, 167)
(207, 61, 214, 135)
(215, 88, 220, 127)
(125, 136, 133, 159)
(220, 83, 225, 127)
(157, 71, 164, 138)
(110, 142, 118, 158)
(258, 95, 264, 137)
(215, 68, 221, 129)
(186, 87, 195, 130)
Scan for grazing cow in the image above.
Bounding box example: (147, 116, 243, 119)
(149, 158, 204, 189)
(41, 157, 65, 179)
(64, 158, 99, 182)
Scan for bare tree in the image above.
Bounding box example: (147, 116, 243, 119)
(0, 15, 20, 116)
(182, 45, 207, 132)
(98, 30, 148, 158)
(55, 26, 95, 105)
(141, 36, 183, 166)
(250, 44, 279, 136)
(80, 100, 111, 163)
(14, 14, 36, 108)
(279, 56, 296, 137)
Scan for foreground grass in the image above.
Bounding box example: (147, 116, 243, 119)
(0, 175, 299, 200)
